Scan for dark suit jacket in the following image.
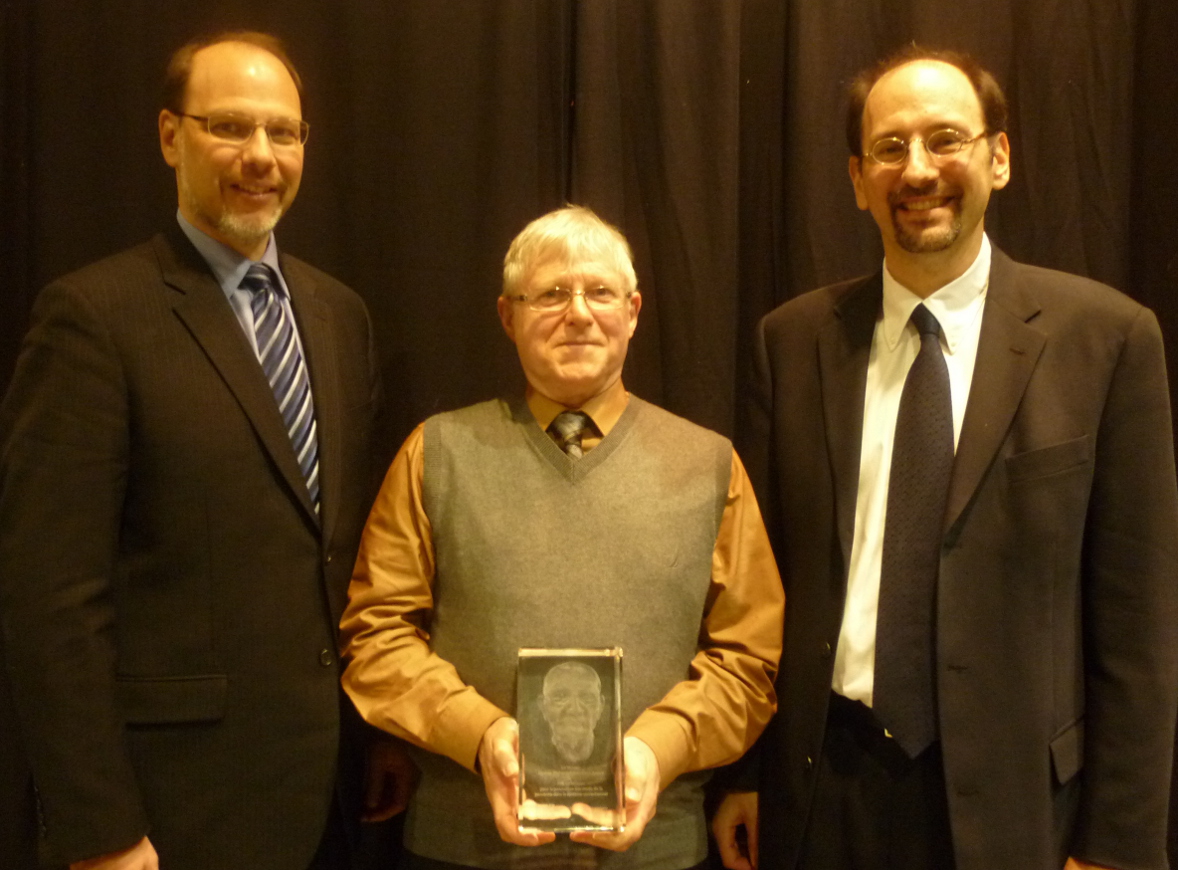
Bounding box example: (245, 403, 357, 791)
(743, 248, 1178, 870)
(0, 225, 383, 868)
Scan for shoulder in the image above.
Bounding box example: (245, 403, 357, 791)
(992, 252, 1155, 338)
(424, 398, 515, 441)
(627, 397, 731, 452)
(759, 273, 878, 338)
(280, 253, 364, 308)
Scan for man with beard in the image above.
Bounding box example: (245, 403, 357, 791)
(0, 31, 394, 870)
(340, 206, 784, 870)
(714, 47, 1178, 870)
(540, 662, 606, 765)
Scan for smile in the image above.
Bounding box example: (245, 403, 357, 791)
(899, 196, 953, 211)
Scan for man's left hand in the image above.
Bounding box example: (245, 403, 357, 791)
(569, 736, 660, 851)
(362, 736, 419, 822)
(1065, 859, 1113, 870)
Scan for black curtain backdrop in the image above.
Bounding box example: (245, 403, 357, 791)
(2, 0, 1177, 866)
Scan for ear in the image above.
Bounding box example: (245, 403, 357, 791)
(848, 155, 869, 211)
(989, 131, 1011, 190)
(626, 291, 642, 338)
(159, 109, 181, 168)
(497, 295, 516, 341)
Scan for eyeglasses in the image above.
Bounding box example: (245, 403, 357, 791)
(865, 129, 988, 165)
(176, 112, 310, 147)
(507, 286, 633, 313)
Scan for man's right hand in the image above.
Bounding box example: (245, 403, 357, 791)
(713, 791, 759, 870)
(69, 836, 159, 870)
(478, 716, 556, 847)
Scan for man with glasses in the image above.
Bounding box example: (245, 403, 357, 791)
(339, 206, 784, 870)
(0, 31, 391, 870)
(714, 47, 1178, 870)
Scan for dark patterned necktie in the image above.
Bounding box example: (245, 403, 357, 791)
(874, 304, 953, 758)
(548, 410, 593, 459)
(240, 264, 320, 512)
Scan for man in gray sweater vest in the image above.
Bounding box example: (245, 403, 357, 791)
(340, 206, 785, 870)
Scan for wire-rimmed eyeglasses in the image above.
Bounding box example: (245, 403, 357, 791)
(506, 286, 633, 313)
(176, 112, 310, 147)
(864, 129, 989, 165)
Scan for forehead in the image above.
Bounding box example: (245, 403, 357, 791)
(545, 666, 599, 690)
(862, 60, 984, 139)
(185, 42, 301, 115)
(526, 256, 626, 288)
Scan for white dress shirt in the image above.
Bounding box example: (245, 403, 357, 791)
(832, 234, 992, 705)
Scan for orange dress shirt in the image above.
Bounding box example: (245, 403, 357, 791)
(340, 381, 784, 787)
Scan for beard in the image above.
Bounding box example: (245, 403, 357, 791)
(888, 185, 963, 254)
(214, 204, 285, 248)
(549, 721, 596, 763)
(179, 170, 286, 251)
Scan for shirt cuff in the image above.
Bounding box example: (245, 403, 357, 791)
(626, 709, 693, 788)
(428, 689, 510, 772)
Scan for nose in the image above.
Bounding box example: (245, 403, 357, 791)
(240, 126, 277, 169)
(563, 288, 594, 324)
(901, 138, 938, 185)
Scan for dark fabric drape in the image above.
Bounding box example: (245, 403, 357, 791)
(2, 1, 1177, 867)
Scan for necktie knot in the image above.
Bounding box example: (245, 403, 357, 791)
(241, 263, 279, 296)
(549, 411, 594, 459)
(909, 304, 942, 339)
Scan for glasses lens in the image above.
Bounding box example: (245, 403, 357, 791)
(206, 114, 256, 143)
(584, 287, 625, 309)
(529, 288, 571, 311)
(265, 119, 307, 146)
(870, 138, 908, 164)
(927, 130, 968, 156)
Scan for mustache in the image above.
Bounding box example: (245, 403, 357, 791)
(888, 184, 960, 207)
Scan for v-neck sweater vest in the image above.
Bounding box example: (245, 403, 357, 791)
(406, 395, 730, 869)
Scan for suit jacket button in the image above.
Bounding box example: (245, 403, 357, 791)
(821, 642, 833, 658)
(319, 649, 335, 667)
(804, 755, 814, 772)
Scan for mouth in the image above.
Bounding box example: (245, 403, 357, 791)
(229, 182, 281, 201)
(897, 195, 954, 212)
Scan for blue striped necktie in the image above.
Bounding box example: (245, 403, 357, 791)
(241, 263, 320, 513)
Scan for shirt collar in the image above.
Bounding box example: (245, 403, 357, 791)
(880, 233, 991, 354)
(176, 210, 288, 300)
(525, 378, 630, 437)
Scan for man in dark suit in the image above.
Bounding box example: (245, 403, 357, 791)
(714, 47, 1178, 870)
(0, 31, 391, 870)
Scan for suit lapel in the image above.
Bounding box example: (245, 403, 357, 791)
(283, 255, 341, 544)
(820, 275, 881, 571)
(155, 231, 319, 527)
(945, 249, 1045, 532)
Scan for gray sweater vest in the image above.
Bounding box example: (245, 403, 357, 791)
(406, 396, 731, 869)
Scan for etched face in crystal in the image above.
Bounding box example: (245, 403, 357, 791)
(540, 662, 605, 764)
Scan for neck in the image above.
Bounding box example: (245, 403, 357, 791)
(883, 230, 984, 298)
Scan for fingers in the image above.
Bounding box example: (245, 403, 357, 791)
(479, 718, 555, 847)
(569, 736, 659, 852)
(711, 791, 758, 870)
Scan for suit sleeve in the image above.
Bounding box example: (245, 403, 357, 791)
(1072, 306, 1178, 869)
(0, 279, 149, 862)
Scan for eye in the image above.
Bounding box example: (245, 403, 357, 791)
(207, 115, 255, 142)
(926, 129, 967, 155)
(266, 120, 304, 146)
(266, 125, 299, 146)
(871, 138, 907, 163)
(532, 288, 569, 308)
(585, 286, 621, 306)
